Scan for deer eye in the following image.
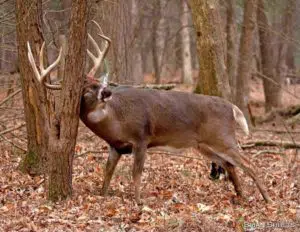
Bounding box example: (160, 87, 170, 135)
(92, 85, 99, 90)
(83, 92, 93, 99)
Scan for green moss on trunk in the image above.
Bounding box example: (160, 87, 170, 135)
(19, 150, 43, 175)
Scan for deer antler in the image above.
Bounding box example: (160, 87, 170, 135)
(87, 20, 111, 86)
(27, 41, 63, 90)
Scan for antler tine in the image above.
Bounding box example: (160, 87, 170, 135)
(27, 41, 63, 90)
(92, 20, 111, 60)
(87, 21, 111, 79)
(27, 42, 42, 82)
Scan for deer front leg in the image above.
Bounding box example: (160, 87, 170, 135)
(101, 146, 121, 196)
(132, 144, 147, 204)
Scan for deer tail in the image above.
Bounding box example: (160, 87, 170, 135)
(232, 104, 249, 135)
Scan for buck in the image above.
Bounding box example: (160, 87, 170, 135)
(27, 21, 271, 204)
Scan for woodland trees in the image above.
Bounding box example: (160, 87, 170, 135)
(1, 0, 299, 202)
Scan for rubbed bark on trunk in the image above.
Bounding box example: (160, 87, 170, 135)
(226, 0, 238, 100)
(181, 0, 193, 85)
(47, 0, 88, 201)
(236, 0, 257, 119)
(257, 0, 277, 112)
(189, 0, 231, 100)
(16, 0, 48, 175)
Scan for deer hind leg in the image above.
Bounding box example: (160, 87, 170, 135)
(101, 146, 121, 196)
(209, 145, 271, 203)
(223, 162, 242, 196)
(198, 146, 243, 197)
(132, 143, 147, 204)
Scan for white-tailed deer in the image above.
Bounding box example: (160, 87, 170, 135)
(27, 21, 271, 204)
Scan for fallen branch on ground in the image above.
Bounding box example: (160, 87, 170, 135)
(75, 150, 108, 158)
(286, 113, 300, 126)
(0, 135, 27, 152)
(242, 140, 300, 149)
(0, 89, 22, 107)
(252, 150, 285, 158)
(253, 129, 300, 134)
(255, 104, 300, 124)
(0, 123, 26, 136)
(75, 149, 205, 162)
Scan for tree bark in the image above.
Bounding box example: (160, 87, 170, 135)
(153, 0, 168, 84)
(257, 0, 277, 112)
(16, 0, 89, 201)
(47, 0, 89, 201)
(16, 0, 48, 175)
(274, 0, 297, 108)
(113, 0, 143, 84)
(226, 0, 238, 100)
(189, 0, 231, 100)
(131, 0, 143, 84)
(181, 0, 193, 85)
(236, 0, 257, 120)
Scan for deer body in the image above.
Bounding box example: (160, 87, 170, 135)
(81, 87, 235, 152)
(80, 84, 270, 203)
(27, 22, 270, 204)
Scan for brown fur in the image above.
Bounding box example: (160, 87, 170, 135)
(80, 83, 271, 204)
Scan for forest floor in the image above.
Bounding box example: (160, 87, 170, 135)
(0, 76, 299, 231)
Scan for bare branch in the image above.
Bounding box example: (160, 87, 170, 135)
(0, 89, 21, 107)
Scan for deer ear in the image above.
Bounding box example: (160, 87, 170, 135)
(101, 88, 112, 102)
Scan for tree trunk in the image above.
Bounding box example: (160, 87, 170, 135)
(47, 0, 89, 201)
(16, 0, 89, 201)
(153, 0, 168, 84)
(114, 0, 143, 84)
(189, 0, 231, 100)
(226, 0, 238, 100)
(274, 0, 296, 108)
(16, 0, 48, 175)
(181, 0, 193, 85)
(131, 0, 143, 84)
(236, 0, 257, 119)
(257, 0, 278, 112)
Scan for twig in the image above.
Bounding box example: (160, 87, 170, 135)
(253, 150, 285, 158)
(242, 140, 300, 149)
(0, 135, 27, 152)
(75, 148, 204, 162)
(147, 150, 204, 161)
(0, 89, 22, 106)
(279, 117, 299, 171)
(109, 82, 176, 90)
(0, 123, 26, 136)
(75, 150, 108, 158)
(255, 72, 300, 100)
(253, 129, 300, 134)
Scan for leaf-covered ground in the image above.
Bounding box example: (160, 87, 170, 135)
(0, 78, 299, 231)
(1, 123, 299, 231)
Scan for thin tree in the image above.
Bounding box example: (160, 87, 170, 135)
(181, 0, 193, 85)
(15, 0, 48, 175)
(153, 0, 168, 84)
(16, 0, 89, 201)
(226, 0, 238, 99)
(189, 0, 231, 100)
(257, 0, 277, 112)
(236, 0, 257, 120)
